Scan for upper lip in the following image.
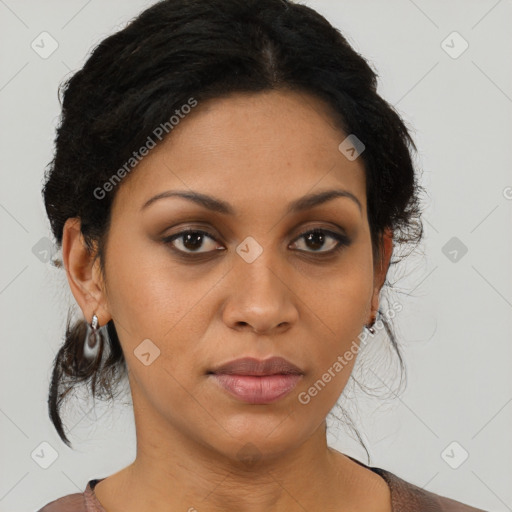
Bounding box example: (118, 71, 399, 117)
(209, 356, 304, 376)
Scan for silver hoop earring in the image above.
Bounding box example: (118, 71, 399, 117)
(366, 311, 378, 335)
(84, 313, 101, 360)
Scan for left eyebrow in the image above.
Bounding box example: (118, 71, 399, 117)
(286, 189, 362, 216)
(140, 188, 362, 216)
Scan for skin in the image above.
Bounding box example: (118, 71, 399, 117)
(62, 89, 394, 512)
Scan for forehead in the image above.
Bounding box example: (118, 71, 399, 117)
(112, 89, 367, 216)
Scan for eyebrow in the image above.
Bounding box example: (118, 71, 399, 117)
(141, 188, 362, 216)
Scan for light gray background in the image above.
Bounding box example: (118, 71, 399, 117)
(1, 1, 511, 511)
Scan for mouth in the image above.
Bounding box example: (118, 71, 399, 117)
(208, 356, 304, 376)
(207, 356, 304, 404)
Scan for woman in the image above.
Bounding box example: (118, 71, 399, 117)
(37, 0, 486, 510)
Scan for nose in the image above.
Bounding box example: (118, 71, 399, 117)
(221, 251, 299, 335)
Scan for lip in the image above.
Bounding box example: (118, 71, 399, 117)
(209, 356, 304, 376)
(208, 356, 304, 404)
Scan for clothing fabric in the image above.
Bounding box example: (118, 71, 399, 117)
(37, 456, 487, 511)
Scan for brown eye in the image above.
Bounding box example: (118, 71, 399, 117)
(163, 229, 223, 254)
(290, 228, 350, 254)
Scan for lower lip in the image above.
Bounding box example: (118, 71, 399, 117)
(210, 374, 302, 404)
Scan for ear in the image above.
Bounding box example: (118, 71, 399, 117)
(368, 227, 393, 321)
(61, 217, 111, 327)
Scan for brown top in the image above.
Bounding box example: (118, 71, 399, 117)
(37, 456, 488, 512)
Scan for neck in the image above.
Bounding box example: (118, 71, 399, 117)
(125, 423, 352, 512)
(95, 382, 383, 512)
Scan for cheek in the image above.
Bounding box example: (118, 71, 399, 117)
(302, 244, 374, 339)
(104, 228, 191, 332)
(296, 244, 374, 394)
(103, 231, 223, 374)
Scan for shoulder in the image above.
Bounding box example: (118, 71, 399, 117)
(36, 479, 105, 512)
(345, 455, 487, 512)
(36, 492, 87, 512)
(375, 466, 488, 512)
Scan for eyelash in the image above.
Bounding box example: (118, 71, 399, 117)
(162, 227, 351, 258)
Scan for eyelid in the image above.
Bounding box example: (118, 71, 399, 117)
(162, 228, 223, 254)
(289, 228, 350, 253)
(162, 226, 350, 256)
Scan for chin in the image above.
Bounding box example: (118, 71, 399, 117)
(203, 419, 309, 462)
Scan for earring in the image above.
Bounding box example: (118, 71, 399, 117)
(84, 313, 102, 361)
(366, 311, 378, 334)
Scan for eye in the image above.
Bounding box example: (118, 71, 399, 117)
(163, 229, 224, 254)
(290, 228, 350, 254)
(162, 227, 350, 257)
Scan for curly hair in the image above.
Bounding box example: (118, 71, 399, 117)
(42, 0, 425, 455)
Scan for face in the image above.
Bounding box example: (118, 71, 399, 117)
(65, 89, 391, 463)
